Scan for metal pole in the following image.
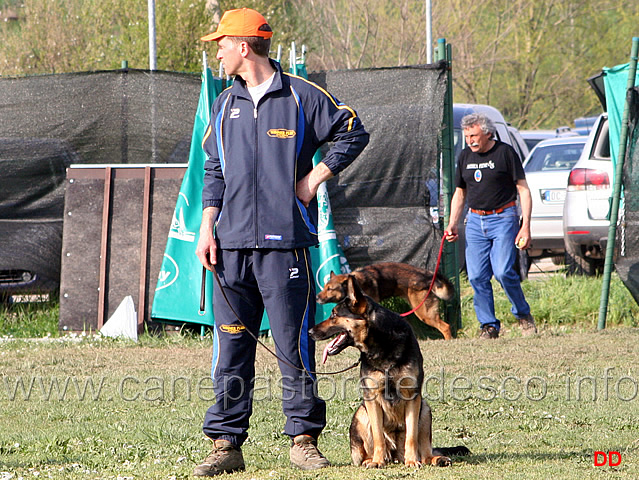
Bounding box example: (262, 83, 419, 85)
(426, 0, 433, 64)
(437, 38, 461, 334)
(290, 42, 297, 75)
(148, 0, 157, 70)
(598, 36, 639, 330)
(148, 0, 157, 162)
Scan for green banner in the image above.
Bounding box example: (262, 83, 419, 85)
(151, 66, 222, 327)
(603, 63, 639, 171)
(310, 164, 351, 321)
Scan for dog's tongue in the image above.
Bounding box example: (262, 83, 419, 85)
(322, 343, 330, 364)
(322, 333, 345, 364)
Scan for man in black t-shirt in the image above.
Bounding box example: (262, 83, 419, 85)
(445, 113, 537, 339)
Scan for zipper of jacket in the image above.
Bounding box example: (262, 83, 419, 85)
(253, 105, 259, 248)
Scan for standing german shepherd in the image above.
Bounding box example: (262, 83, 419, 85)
(316, 262, 455, 340)
(310, 276, 469, 468)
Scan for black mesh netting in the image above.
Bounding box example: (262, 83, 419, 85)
(0, 69, 201, 290)
(617, 86, 639, 303)
(309, 62, 447, 269)
(1, 64, 448, 293)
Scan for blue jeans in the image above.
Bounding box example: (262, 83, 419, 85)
(465, 207, 530, 330)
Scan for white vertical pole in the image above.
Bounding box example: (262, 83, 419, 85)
(426, 0, 433, 64)
(290, 42, 297, 75)
(148, 0, 157, 162)
(148, 0, 157, 70)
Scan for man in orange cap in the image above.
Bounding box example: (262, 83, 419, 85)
(194, 7, 369, 477)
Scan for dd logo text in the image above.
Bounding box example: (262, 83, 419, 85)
(594, 451, 622, 467)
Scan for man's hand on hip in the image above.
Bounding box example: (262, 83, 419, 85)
(296, 162, 334, 207)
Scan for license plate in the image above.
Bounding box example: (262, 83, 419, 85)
(541, 189, 566, 203)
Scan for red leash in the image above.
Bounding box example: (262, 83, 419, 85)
(400, 231, 449, 317)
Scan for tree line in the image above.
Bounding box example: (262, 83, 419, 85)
(1, 0, 638, 128)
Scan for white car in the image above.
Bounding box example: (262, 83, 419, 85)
(562, 113, 612, 275)
(523, 136, 587, 264)
(520, 127, 579, 151)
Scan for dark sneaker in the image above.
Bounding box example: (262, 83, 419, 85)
(194, 439, 245, 477)
(518, 314, 538, 336)
(290, 435, 330, 470)
(479, 325, 499, 339)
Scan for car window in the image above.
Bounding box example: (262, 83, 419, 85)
(453, 128, 464, 160)
(592, 121, 610, 160)
(494, 124, 510, 145)
(507, 130, 528, 163)
(524, 138, 541, 151)
(524, 143, 585, 173)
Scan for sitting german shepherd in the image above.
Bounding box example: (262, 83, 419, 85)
(316, 262, 454, 340)
(310, 276, 469, 468)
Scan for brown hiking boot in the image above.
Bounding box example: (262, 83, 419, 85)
(290, 434, 330, 470)
(518, 314, 538, 336)
(193, 439, 245, 477)
(479, 325, 499, 339)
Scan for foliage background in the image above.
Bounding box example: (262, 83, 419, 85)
(2, 0, 638, 128)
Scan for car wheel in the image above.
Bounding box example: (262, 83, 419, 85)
(0, 293, 13, 306)
(564, 248, 598, 276)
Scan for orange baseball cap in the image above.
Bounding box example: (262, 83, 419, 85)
(201, 8, 273, 42)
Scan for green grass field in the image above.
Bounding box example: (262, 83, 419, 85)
(1, 272, 638, 478)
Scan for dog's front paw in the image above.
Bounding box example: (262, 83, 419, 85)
(363, 459, 384, 469)
(404, 459, 422, 468)
(431, 455, 452, 467)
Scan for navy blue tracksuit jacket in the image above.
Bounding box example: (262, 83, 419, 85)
(202, 60, 369, 249)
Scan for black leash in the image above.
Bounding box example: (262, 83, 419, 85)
(200, 266, 207, 313)
(201, 266, 360, 376)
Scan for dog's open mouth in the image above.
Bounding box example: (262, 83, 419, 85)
(321, 332, 350, 364)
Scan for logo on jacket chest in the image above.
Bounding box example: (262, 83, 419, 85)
(267, 128, 296, 139)
(230, 108, 240, 119)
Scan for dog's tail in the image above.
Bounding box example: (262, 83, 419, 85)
(432, 446, 471, 457)
(431, 272, 455, 301)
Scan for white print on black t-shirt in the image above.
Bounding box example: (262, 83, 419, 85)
(466, 161, 495, 170)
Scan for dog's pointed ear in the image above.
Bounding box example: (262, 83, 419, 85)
(329, 271, 336, 279)
(346, 275, 367, 315)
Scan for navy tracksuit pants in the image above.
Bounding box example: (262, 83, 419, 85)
(202, 248, 326, 447)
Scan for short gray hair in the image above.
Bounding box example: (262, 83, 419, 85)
(461, 113, 496, 136)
